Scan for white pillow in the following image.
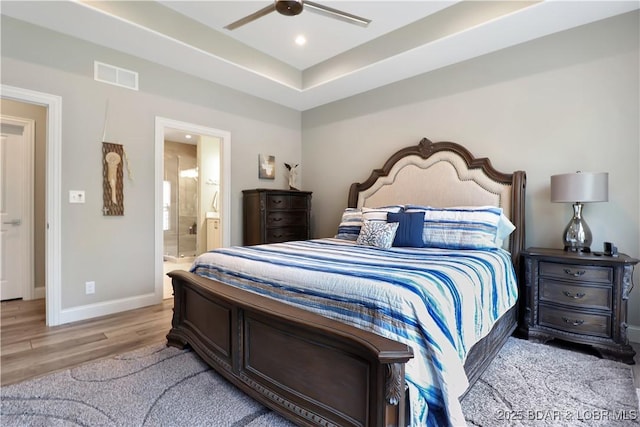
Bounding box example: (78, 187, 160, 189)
(495, 213, 516, 247)
(361, 205, 403, 222)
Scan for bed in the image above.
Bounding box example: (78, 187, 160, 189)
(166, 138, 526, 427)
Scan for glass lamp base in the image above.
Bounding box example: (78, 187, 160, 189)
(562, 203, 592, 253)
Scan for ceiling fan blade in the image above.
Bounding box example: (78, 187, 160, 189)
(224, 4, 277, 30)
(304, 1, 371, 27)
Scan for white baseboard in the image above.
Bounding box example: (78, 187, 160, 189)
(33, 286, 46, 300)
(58, 293, 162, 325)
(628, 324, 640, 344)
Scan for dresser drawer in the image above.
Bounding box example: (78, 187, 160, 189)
(265, 227, 307, 243)
(539, 262, 612, 284)
(290, 194, 309, 209)
(539, 279, 612, 310)
(538, 304, 611, 338)
(266, 211, 307, 227)
(266, 194, 290, 210)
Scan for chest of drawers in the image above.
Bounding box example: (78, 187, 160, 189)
(520, 247, 638, 364)
(242, 189, 312, 246)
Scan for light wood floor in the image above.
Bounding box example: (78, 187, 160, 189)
(0, 298, 174, 386)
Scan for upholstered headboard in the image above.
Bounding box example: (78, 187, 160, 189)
(347, 138, 526, 265)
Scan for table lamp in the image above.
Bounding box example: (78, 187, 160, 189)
(550, 171, 608, 253)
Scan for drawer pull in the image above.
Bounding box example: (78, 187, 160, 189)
(562, 316, 584, 326)
(562, 291, 586, 299)
(563, 268, 586, 277)
(273, 218, 283, 222)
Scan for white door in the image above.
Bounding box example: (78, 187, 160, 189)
(1, 116, 34, 301)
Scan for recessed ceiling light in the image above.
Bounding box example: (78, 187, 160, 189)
(295, 35, 306, 46)
(185, 134, 192, 139)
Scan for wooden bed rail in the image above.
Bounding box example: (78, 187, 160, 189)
(166, 270, 414, 427)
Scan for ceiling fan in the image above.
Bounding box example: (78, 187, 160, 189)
(224, 0, 371, 31)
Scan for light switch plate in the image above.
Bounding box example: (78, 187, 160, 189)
(69, 190, 85, 204)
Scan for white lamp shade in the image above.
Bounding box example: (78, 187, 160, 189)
(550, 172, 608, 203)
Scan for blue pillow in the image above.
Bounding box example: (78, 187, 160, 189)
(387, 211, 425, 247)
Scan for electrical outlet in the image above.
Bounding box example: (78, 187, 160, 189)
(85, 281, 95, 294)
(69, 190, 86, 204)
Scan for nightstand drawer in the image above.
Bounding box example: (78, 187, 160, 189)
(539, 305, 611, 338)
(539, 262, 612, 284)
(539, 279, 612, 310)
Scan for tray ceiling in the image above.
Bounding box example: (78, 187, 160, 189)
(2, 1, 637, 111)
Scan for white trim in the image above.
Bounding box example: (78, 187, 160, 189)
(1, 85, 62, 326)
(58, 292, 157, 324)
(33, 286, 46, 300)
(154, 117, 231, 300)
(628, 324, 640, 344)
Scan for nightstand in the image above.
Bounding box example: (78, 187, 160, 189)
(520, 247, 639, 364)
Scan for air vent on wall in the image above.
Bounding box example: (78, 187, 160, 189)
(94, 61, 138, 91)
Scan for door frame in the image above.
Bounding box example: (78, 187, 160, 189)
(1, 115, 35, 301)
(154, 117, 231, 299)
(1, 84, 63, 326)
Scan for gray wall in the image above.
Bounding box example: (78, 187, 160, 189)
(302, 12, 640, 334)
(1, 16, 302, 309)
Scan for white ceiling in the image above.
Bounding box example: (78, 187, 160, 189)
(160, 1, 456, 70)
(2, 1, 638, 111)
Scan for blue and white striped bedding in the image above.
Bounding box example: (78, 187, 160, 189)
(190, 238, 518, 427)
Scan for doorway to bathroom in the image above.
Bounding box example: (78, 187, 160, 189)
(155, 118, 231, 300)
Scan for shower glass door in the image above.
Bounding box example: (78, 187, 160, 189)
(163, 142, 198, 260)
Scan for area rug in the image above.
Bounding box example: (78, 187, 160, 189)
(462, 338, 639, 427)
(1, 337, 638, 426)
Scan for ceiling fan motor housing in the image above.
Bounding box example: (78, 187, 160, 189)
(276, 0, 303, 16)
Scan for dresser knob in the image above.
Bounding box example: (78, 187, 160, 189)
(562, 291, 586, 299)
(562, 316, 584, 326)
(563, 268, 586, 277)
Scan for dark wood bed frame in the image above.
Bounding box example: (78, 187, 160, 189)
(167, 138, 526, 427)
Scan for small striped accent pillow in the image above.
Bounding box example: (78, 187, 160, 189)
(335, 208, 363, 241)
(335, 205, 403, 241)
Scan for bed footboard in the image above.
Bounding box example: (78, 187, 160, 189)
(166, 270, 414, 427)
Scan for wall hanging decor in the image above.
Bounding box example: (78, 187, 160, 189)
(258, 154, 275, 179)
(100, 100, 132, 216)
(102, 141, 124, 215)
